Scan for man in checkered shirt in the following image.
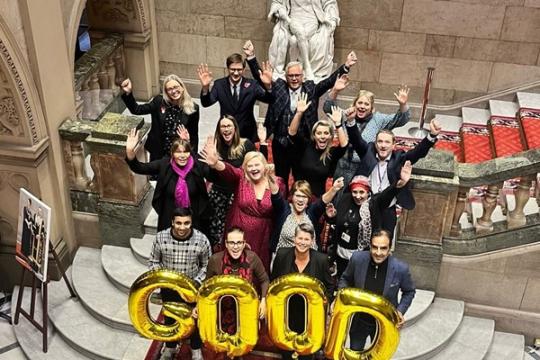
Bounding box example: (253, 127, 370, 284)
(149, 207, 211, 360)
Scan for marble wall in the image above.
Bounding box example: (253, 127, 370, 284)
(153, 0, 540, 105)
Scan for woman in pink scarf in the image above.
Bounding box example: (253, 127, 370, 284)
(125, 128, 212, 233)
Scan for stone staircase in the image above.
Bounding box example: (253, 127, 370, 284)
(392, 91, 540, 163)
(4, 222, 528, 359)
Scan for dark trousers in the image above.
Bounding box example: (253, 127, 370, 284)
(380, 205, 397, 239)
(336, 256, 349, 280)
(349, 314, 377, 351)
(271, 138, 293, 187)
(161, 288, 202, 349)
(280, 295, 314, 360)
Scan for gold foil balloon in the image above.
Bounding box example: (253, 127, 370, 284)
(128, 269, 198, 342)
(324, 288, 400, 360)
(266, 273, 327, 357)
(197, 275, 259, 358)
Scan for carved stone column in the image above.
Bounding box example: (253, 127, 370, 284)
(508, 176, 533, 228)
(85, 112, 152, 247)
(475, 184, 500, 233)
(123, 31, 154, 100)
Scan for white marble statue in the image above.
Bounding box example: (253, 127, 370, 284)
(267, 0, 340, 82)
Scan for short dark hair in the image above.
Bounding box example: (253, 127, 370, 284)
(295, 223, 315, 239)
(227, 226, 244, 235)
(172, 207, 192, 220)
(376, 129, 396, 143)
(370, 229, 392, 244)
(226, 53, 245, 68)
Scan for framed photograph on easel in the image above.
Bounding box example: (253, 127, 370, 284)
(15, 188, 51, 283)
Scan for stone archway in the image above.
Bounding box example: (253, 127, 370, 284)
(65, 0, 158, 99)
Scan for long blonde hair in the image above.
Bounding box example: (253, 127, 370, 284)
(162, 74, 196, 115)
(311, 120, 334, 165)
(214, 115, 247, 160)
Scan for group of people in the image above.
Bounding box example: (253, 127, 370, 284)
(123, 39, 442, 360)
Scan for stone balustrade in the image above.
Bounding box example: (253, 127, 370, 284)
(74, 33, 125, 121)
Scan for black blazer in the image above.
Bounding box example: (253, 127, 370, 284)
(346, 125, 436, 209)
(247, 57, 348, 141)
(271, 247, 334, 301)
(200, 77, 271, 142)
(125, 156, 212, 232)
(122, 93, 200, 160)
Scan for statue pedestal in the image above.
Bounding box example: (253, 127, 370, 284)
(85, 112, 152, 247)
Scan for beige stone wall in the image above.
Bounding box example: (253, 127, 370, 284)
(154, 0, 540, 105)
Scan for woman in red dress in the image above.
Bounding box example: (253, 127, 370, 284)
(200, 137, 284, 271)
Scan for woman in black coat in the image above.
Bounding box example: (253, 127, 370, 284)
(125, 128, 212, 233)
(121, 74, 200, 161)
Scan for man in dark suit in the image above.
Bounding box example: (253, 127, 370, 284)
(338, 229, 416, 350)
(271, 223, 334, 360)
(243, 40, 357, 181)
(346, 119, 442, 234)
(197, 53, 271, 142)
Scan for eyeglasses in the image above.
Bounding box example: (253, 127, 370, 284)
(286, 73, 303, 78)
(165, 85, 182, 93)
(228, 68, 244, 73)
(226, 241, 245, 248)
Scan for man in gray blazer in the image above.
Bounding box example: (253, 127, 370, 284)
(338, 229, 416, 350)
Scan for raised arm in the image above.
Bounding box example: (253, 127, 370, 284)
(197, 64, 216, 107)
(120, 78, 157, 115)
(125, 128, 160, 175)
(314, 51, 357, 98)
(328, 105, 348, 148)
(405, 119, 441, 163)
(321, 177, 345, 204)
(288, 92, 312, 137)
(345, 121, 369, 158)
(186, 105, 200, 152)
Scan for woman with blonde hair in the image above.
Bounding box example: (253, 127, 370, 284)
(200, 137, 284, 271)
(286, 92, 348, 196)
(121, 74, 200, 161)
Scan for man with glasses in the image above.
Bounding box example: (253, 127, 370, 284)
(149, 207, 211, 360)
(243, 40, 357, 182)
(198, 53, 272, 142)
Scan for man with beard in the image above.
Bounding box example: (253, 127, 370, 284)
(338, 230, 416, 350)
(346, 119, 442, 236)
(148, 207, 211, 360)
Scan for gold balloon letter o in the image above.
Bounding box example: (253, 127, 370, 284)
(324, 288, 400, 360)
(266, 273, 327, 356)
(128, 269, 198, 342)
(197, 275, 259, 358)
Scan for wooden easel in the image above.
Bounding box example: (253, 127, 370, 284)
(13, 240, 76, 353)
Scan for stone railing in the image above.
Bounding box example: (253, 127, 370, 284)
(398, 148, 540, 254)
(59, 113, 152, 246)
(74, 33, 125, 121)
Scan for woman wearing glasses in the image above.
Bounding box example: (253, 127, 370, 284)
(270, 178, 343, 253)
(121, 74, 200, 161)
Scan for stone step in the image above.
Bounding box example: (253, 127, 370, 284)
(0, 345, 25, 360)
(0, 315, 17, 350)
(143, 208, 157, 235)
(432, 114, 463, 133)
(485, 331, 525, 360)
(393, 298, 464, 360)
(47, 277, 152, 360)
(11, 286, 93, 360)
(517, 92, 540, 110)
(429, 316, 494, 360)
(101, 245, 147, 294)
(130, 234, 154, 265)
(72, 247, 137, 333)
(461, 107, 491, 126)
(402, 289, 435, 327)
(489, 100, 519, 118)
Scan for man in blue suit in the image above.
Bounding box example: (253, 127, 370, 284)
(338, 229, 416, 350)
(197, 53, 271, 142)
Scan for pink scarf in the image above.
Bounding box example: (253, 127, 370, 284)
(170, 156, 194, 208)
